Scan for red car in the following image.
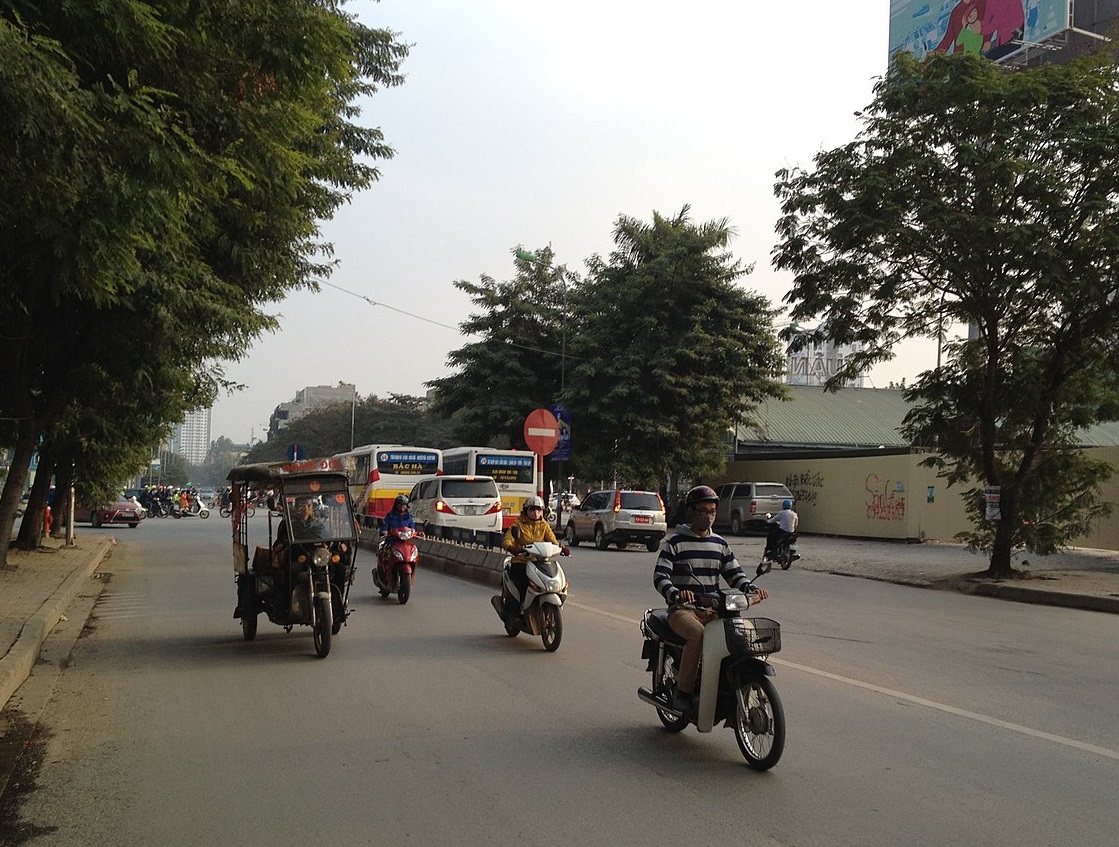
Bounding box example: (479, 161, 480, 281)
(74, 497, 144, 528)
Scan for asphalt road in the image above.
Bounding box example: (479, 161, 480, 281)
(5, 519, 1118, 847)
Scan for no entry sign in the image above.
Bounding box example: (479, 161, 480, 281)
(523, 408, 560, 456)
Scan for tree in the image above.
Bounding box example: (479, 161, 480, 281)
(565, 207, 786, 487)
(772, 51, 1119, 578)
(0, 2, 408, 561)
(427, 247, 574, 447)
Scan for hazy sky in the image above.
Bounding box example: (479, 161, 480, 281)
(210, 0, 922, 444)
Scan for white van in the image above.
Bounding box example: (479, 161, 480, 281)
(407, 474, 504, 535)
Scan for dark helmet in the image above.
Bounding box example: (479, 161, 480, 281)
(684, 485, 719, 509)
(782, 499, 793, 510)
(394, 495, 409, 508)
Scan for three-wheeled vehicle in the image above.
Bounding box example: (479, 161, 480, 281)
(228, 457, 359, 658)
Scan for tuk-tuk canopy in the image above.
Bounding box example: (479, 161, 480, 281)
(226, 456, 355, 485)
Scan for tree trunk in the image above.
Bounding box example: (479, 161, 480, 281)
(0, 419, 40, 563)
(51, 462, 75, 539)
(16, 452, 55, 549)
(986, 488, 1018, 578)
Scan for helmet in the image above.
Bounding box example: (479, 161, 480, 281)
(524, 495, 545, 510)
(782, 499, 793, 510)
(394, 495, 409, 508)
(684, 485, 719, 508)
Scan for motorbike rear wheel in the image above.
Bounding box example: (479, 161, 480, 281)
(313, 596, 332, 658)
(733, 676, 785, 770)
(540, 604, 562, 652)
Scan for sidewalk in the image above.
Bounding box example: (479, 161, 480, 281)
(1, 536, 112, 710)
(2, 533, 1118, 711)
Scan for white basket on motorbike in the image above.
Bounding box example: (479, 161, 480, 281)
(724, 617, 781, 655)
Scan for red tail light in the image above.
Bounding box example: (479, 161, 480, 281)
(484, 501, 503, 515)
(656, 493, 665, 511)
(613, 491, 622, 512)
(435, 499, 457, 514)
(749, 499, 757, 515)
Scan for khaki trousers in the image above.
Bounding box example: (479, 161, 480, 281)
(668, 607, 718, 694)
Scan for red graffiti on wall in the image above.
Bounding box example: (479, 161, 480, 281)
(865, 474, 906, 521)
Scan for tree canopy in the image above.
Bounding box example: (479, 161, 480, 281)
(0, 1, 408, 560)
(429, 208, 786, 491)
(773, 51, 1119, 577)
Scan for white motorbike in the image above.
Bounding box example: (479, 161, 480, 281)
(490, 541, 568, 652)
(637, 591, 786, 769)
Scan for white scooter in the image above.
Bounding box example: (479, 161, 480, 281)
(490, 541, 568, 652)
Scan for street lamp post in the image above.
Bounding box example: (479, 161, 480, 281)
(517, 248, 568, 502)
(350, 385, 356, 451)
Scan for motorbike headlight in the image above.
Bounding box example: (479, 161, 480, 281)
(312, 547, 330, 568)
(724, 592, 751, 612)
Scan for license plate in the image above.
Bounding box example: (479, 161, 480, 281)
(634, 515, 651, 524)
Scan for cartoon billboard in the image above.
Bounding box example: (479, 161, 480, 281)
(889, 0, 1071, 63)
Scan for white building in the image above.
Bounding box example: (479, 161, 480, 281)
(172, 408, 212, 466)
(269, 383, 356, 437)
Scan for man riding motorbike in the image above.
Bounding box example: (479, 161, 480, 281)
(652, 485, 768, 717)
(501, 495, 568, 615)
(763, 499, 799, 562)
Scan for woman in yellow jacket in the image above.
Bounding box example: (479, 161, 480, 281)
(502, 495, 565, 612)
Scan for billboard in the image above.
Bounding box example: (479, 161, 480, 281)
(889, 0, 1071, 63)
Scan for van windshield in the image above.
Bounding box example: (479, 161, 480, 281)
(442, 479, 498, 498)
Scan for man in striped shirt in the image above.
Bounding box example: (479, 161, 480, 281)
(653, 485, 768, 715)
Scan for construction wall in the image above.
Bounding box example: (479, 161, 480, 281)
(717, 447, 1119, 551)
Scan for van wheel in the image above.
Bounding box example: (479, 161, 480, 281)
(730, 513, 742, 535)
(564, 523, 579, 547)
(646, 538, 660, 552)
(594, 525, 609, 550)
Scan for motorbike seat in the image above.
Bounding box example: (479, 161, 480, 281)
(645, 609, 686, 646)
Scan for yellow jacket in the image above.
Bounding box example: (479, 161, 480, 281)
(502, 515, 559, 551)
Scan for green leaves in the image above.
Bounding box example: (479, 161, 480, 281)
(776, 51, 1119, 574)
(431, 212, 786, 489)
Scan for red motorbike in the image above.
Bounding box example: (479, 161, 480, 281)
(374, 526, 421, 604)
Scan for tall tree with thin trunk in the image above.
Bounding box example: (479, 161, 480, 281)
(773, 51, 1119, 577)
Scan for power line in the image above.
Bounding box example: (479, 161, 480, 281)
(319, 279, 579, 361)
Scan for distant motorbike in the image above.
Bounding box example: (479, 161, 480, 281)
(758, 519, 798, 575)
(173, 499, 210, 519)
(637, 590, 785, 769)
(374, 526, 421, 604)
(490, 541, 568, 651)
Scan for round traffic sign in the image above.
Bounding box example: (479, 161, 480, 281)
(524, 408, 560, 455)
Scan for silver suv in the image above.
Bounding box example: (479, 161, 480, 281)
(564, 489, 667, 551)
(714, 482, 794, 535)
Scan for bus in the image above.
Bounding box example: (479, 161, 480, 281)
(334, 444, 443, 527)
(442, 447, 537, 530)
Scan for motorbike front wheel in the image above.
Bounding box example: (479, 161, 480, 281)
(313, 596, 332, 658)
(540, 604, 562, 652)
(733, 676, 785, 770)
(397, 571, 411, 605)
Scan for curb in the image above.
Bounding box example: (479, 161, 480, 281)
(0, 537, 114, 710)
(973, 582, 1119, 614)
